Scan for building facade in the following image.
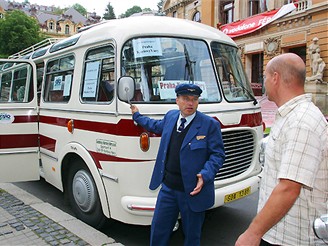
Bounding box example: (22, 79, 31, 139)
(163, 0, 328, 116)
(0, 0, 100, 37)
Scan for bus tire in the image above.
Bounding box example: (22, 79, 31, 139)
(67, 159, 107, 229)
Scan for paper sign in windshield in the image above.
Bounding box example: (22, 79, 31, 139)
(157, 80, 207, 99)
(133, 38, 162, 58)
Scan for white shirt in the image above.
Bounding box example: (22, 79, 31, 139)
(176, 112, 196, 131)
(260, 94, 328, 246)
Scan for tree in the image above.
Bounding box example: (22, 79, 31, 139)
(72, 3, 87, 17)
(120, 5, 142, 18)
(103, 2, 116, 20)
(0, 10, 44, 57)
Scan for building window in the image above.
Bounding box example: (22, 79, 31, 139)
(251, 53, 264, 96)
(65, 25, 70, 35)
(49, 22, 54, 30)
(289, 46, 306, 64)
(172, 11, 177, 18)
(221, 1, 234, 24)
(249, 0, 260, 16)
(193, 11, 201, 22)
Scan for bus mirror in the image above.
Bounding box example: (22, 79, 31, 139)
(313, 214, 328, 242)
(118, 76, 135, 104)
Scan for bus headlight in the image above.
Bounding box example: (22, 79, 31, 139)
(313, 214, 328, 242)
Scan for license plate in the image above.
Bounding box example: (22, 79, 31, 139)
(224, 186, 251, 203)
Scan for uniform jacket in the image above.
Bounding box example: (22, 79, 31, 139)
(133, 109, 225, 212)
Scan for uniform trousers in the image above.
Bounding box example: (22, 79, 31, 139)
(150, 183, 205, 246)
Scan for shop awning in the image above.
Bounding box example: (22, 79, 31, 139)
(220, 3, 296, 38)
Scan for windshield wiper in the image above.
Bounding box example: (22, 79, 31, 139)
(236, 79, 258, 105)
(228, 71, 258, 105)
(183, 44, 195, 83)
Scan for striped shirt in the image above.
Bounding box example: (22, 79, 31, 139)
(260, 94, 328, 246)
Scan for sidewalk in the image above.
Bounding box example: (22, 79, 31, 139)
(0, 183, 123, 246)
(256, 96, 278, 129)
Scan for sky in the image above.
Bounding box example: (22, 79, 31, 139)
(18, 0, 159, 17)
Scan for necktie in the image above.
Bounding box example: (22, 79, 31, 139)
(178, 118, 186, 132)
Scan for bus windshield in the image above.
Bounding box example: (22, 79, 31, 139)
(211, 42, 255, 103)
(121, 37, 221, 103)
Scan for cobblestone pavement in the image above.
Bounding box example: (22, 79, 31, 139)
(0, 183, 122, 246)
(0, 190, 88, 246)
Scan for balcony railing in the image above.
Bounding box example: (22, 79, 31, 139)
(294, 0, 309, 12)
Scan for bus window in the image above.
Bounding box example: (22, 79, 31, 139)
(36, 62, 44, 105)
(44, 55, 74, 103)
(0, 64, 32, 103)
(12, 67, 28, 102)
(0, 72, 12, 102)
(211, 42, 254, 102)
(121, 37, 221, 103)
(81, 45, 115, 103)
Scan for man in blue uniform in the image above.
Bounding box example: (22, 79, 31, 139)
(130, 84, 225, 246)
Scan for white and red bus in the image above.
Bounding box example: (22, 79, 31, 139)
(0, 16, 264, 228)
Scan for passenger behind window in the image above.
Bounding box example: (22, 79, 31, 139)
(100, 80, 114, 102)
(16, 85, 25, 101)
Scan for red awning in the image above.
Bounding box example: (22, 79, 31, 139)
(220, 3, 296, 38)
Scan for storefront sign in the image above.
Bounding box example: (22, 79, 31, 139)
(220, 3, 296, 38)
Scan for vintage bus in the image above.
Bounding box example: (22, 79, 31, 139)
(0, 16, 264, 228)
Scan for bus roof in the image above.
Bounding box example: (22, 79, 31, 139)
(77, 16, 235, 47)
(10, 16, 237, 60)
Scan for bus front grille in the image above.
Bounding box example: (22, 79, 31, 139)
(215, 130, 255, 180)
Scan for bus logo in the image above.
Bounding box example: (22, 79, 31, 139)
(0, 112, 15, 124)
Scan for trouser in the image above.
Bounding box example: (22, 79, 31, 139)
(150, 184, 205, 246)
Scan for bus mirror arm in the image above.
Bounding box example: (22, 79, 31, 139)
(125, 87, 131, 105)
(118, 76, 135, 105)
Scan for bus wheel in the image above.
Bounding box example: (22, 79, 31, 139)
(67, 160, 106, 229)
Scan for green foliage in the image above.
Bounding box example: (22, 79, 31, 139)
(103, 2, 116, 20)
(52, 7, 64, 15)
(120, 6, 142, 18)
(0, 10, 44, 57)
(72, 3, 87, 16)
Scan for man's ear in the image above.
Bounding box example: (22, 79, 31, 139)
(272, 72, 280, 87)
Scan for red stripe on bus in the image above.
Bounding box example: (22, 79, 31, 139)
(89, 151, 153, 169)
(217, 112, 263, 129)
(39, 115, 147, 136)
(0, 134, 38, 149)
(13, 115, 38, 123)
(39, 112, 262, 136)
(39, 135, 56, 152)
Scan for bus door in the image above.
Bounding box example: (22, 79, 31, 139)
(0, 59, 39, 182)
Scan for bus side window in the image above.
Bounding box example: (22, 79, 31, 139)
(44, 55, 74, 103)
(81, 45, 115, 103)
(0, 72, 12, 102)
(36, 62, 45, 105)
(11, 67, 29, 102)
